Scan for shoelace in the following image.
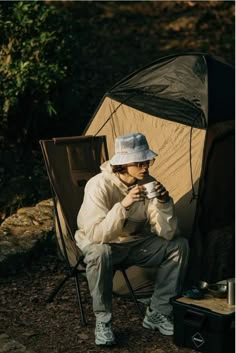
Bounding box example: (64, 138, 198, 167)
(151, 312, 172, 324)
(96, 322, 113, 338)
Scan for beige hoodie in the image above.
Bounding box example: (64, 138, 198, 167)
(75, 161, 179, 251)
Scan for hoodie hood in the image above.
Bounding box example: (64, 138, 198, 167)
(100, 160, 131, 196)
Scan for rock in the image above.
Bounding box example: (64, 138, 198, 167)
(0, 199, 55, 351)
(0, 199, 55, 276)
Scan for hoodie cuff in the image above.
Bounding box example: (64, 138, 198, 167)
(157, 200, 172, 209)
(120, 202, 131, 214)
(151, 197, 173, 209)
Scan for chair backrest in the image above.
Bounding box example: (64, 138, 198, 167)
(40, 135, 109, 266)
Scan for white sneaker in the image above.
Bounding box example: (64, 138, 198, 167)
(95, 320, 116, 346)
(143, 307, 174, 336)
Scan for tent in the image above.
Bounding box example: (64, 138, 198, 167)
(83, 52, 235, 295)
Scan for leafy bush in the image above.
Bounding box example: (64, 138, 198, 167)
(0, 1, 80, 142)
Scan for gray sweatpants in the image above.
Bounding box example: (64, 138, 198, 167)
(82, 235, 189, 322)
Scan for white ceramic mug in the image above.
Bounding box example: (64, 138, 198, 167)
(143, 181, 159, 199)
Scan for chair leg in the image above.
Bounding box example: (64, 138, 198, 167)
(121, 269, 144, 318)
(74, 273, 87, 326)
(46, 273, 71, 303)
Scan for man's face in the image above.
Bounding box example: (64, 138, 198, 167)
(126, 162, 150, 180)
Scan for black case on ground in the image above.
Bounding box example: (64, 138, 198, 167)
(172, 296, 235, 353)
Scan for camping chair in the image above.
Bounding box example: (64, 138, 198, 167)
(39, 135, 144, 326)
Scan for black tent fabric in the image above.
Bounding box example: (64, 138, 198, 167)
(107, 53, 234, 129)
(189, 121, 235, 284)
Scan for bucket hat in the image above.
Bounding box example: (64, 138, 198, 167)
(110, 132, 157, 165)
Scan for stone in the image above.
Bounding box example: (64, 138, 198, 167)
(0, 199, 55, 276)
(0, 199, 55, 351)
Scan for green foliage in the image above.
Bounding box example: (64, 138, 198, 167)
(0, 1, 79, 140)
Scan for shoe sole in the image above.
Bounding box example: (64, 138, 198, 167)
(95, 339, 116, 346)
(142, 320, 173, 336)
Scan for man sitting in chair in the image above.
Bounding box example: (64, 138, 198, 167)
(75, 132, 189, 346)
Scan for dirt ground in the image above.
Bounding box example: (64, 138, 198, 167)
(1, 249, 197, 353)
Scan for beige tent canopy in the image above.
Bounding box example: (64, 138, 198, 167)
(83, 52, 235, 294)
